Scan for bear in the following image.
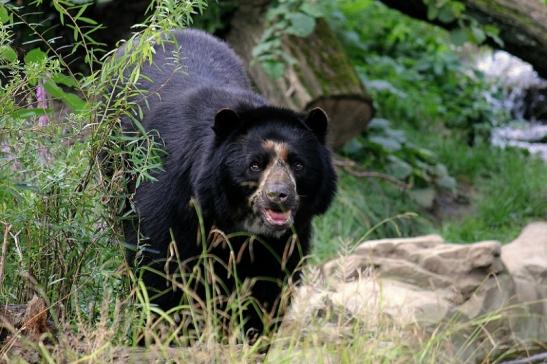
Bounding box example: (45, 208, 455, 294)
(119, 29, 337, 340)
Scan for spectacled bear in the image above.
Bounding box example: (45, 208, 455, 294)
(120, 29, 337, 339)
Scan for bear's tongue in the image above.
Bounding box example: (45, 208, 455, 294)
(264, 209, 290, 225)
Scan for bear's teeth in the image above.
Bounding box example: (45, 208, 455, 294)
(264, 209, 290, 225)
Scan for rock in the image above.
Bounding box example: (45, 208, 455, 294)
(501, 222, 547, 342)
(288, 222, 547, 362)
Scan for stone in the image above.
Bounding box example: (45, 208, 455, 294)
(501, 222, 547, 342)
(288, 222, 547, 362)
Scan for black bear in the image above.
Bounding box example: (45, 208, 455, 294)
(119, 29, 337, 339)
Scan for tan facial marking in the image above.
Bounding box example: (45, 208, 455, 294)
(241, 181, 259, 188)
(249, 159, 277, 207)
(262, 140, 289, 162)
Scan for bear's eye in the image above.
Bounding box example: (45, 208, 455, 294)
(249, 161, 262, 172)
(293, 161, 304, 171)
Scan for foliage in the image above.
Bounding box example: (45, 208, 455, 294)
(0, 0, 207, 331)
(342, 118, 456, 207)
(316, 0, 546, 249)
(252, 0, 503, 80)
(312, 171, 428, 260)
(434, 139, 547, 243)
(332, 1, 509, 140)
(423, 0, 502, 46)
(252, 0, 325, 78)
(313, 0, 514, 212)
(191, 0, 238, 34)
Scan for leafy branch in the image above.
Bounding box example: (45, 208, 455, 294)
(252, 0, 324, 79)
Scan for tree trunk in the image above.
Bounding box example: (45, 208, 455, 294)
(227, 1, 373, 149)
(379, 0, 547, 79)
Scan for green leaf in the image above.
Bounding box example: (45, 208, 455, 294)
(449, 28, 469, 46)
(266, 4, 290, 21)
(286, 12, 316, 37)
(342, 138, 365, 155)
(52, 1, 65, 25)
(436, 175, 457, 190)
(369, 136, 401, 152)
(24, 48, 47, 65)
(471, 26, 486, 44)
(10, 108, 51, 119)
(437, 6, 455, 23)
(77, 16, 97, 25)
(385, 128, 407, 143)
(0, 5, 9, 24)
(433, 163, 449, 177)
(252, 39, 281, 58)
(426, 5, 438, 20)
(63, 93, 86, 112)
(409, 188, 436, 209)
(483, 24, 499, 37)
(52, 73, 79, 88)
(367, 118, 391, 130)
(387, 156, 412, 180)
(483, 24, 502, 45)
(451, 2, 466, 17)
(261, 60, 285, 79)
(0, 45, 17, 63)
(415, 147, 437, 163)
(300, 3, 323, 18)
(43, 79, 87, 112)
(75, 3, 88, 19)
(43, 80, 64, 98)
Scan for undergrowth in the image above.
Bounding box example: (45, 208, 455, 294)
(312, 0, 547, 255)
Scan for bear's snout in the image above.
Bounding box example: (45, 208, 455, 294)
(265, 183, 290, 204)
(260, 161, 298, 212)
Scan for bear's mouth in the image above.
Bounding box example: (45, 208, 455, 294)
(262, 208, 293, 229)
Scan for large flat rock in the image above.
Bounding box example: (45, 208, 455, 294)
(288, 222, 547, 362)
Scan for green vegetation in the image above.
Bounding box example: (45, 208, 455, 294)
(310, 1, 546, 261)
(0, 0, 206, 346)
(0, 0, 546, 362)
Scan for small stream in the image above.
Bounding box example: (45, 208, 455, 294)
(476, 51, 547, 161)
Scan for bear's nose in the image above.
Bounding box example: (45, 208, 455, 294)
(265, 184, 290, 204)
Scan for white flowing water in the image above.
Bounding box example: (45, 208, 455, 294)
(476, 51, 547, 160)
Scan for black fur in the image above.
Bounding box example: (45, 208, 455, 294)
(120, 29, 337, 338)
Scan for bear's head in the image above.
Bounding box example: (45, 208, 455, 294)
(197, 106, 337, 238)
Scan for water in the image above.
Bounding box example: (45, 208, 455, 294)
(476, 51, 547, 160)
(491, 125, 547, 160)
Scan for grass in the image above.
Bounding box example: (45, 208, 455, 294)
(3, 267, 540, 363)
(311, 138, 547, 263)
(441, 147, 547, 243)
(406, 124, 547, 243)
(312, 172, 431, 261)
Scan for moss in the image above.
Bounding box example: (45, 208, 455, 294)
(288, 18, 369, 96)
(470, 0, 547, 40)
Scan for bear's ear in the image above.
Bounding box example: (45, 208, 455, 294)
(304, 107, 329, 144)
(213, 108, 242, 140)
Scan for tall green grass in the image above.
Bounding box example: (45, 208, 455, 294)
(438, 143, 547, 243)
